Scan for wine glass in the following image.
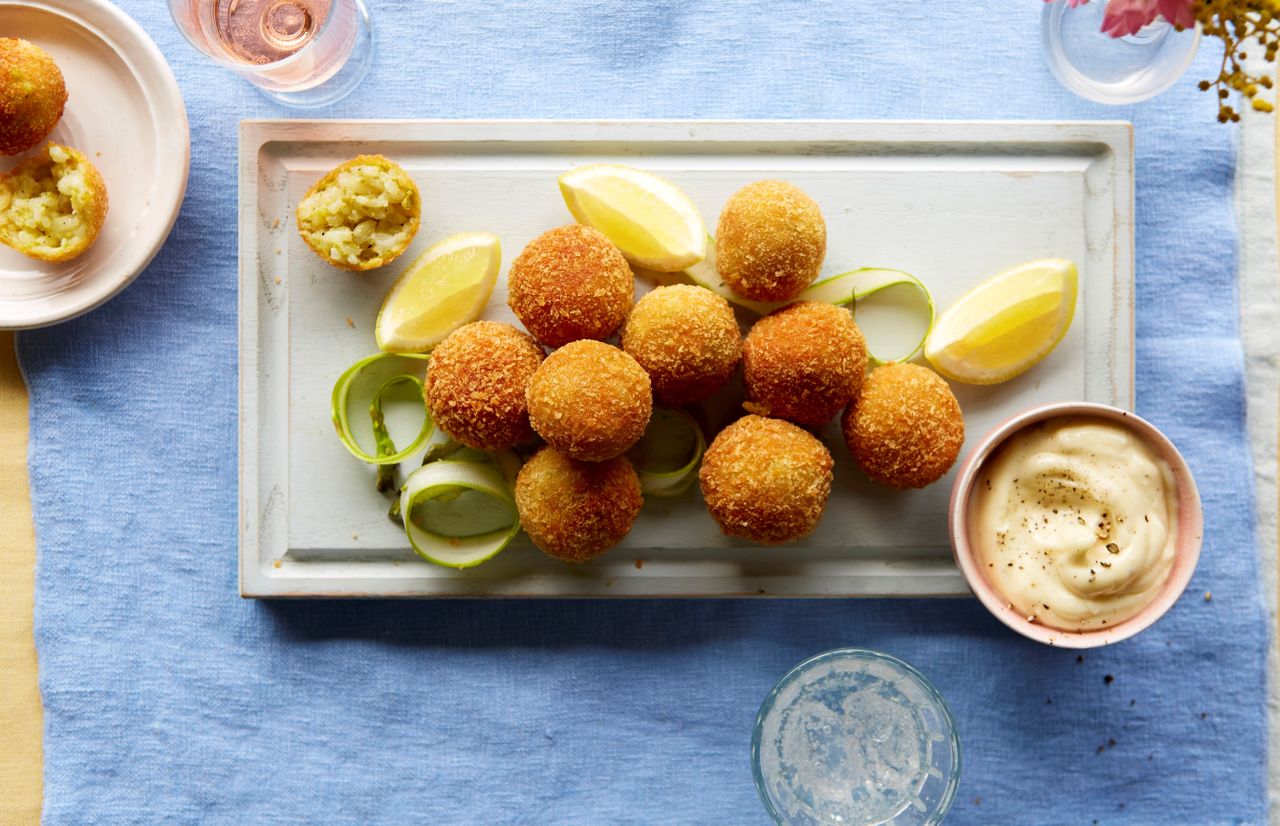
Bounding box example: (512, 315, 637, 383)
(1042, 0, 1200, 104)
(168, 0, 373, 107)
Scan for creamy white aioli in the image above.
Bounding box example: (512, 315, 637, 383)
(969, 416, 1178, 631)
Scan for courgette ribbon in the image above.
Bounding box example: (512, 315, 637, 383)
(399, 447, 522, 569)
(330, 352, 433, 465)
(627, 407, 707, 498)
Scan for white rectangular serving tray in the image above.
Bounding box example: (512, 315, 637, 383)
(239, 119, 1133, 598)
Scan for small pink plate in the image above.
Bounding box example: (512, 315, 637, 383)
(949, 402, 1203, 648)
(0, 0, 189, 329)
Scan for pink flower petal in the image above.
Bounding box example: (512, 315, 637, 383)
(1156, 0, 1196, 28)
(1101, 0, 1161, 37)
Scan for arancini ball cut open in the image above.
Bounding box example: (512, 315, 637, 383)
(842, 363, 965, 489)
(715, 180, 826, 302)
(742, 301, 867, 428)
(296, 155, 420, 271)
(425, 321, 545, 451)
(526, 340, 653, 462)
(515, 446, 643, 563)
(621, 284, 742, 405)
(0, 39, 66, 156)
(698, 414, 833, 546)
(0, 143, 107, 263)
(507, 224, 634, 347)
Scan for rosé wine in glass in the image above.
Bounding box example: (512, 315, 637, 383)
(169, 0, 373, 107)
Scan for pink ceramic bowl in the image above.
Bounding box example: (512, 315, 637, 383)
(949, 402, 1203, 648)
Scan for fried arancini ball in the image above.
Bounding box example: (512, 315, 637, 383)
(0, 39, 66, 156)
(715, 180, 826, 302)
(507, 224, 634, 347)
(742, 301, 867, 428)
(515, 446, 643, 563)
(698, 415, 833, 546)
(296, 155, 420, 271)
(842, 363, 965, 489)
(621, 284, 742, 405)
(526, 340, 653, 462)
(0, 143, 107, 263)
(425, 321, 545, 451)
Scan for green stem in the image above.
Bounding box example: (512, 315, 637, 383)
(374, 401, 405, 527)
(371, 396, 399, 495)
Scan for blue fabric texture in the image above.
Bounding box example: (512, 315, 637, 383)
(19, 1, 1265, 823)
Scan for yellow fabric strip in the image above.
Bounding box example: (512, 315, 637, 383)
(0, 330, 43, 825)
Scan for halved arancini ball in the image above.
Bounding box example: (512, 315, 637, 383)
(526, 339, 652, 462)
(715, 180, 826, 302)
(698, 414, 833, 546)
(842, 363, 964, 489)
(621, 284, 742, 405)
(296, 154, 420, 271)
(742, 301, 867, 428)
(0, 39, 66, 156)
(0, 143, 107, 263)
(507, 224, 634, 347)
(425, 321, 545, 451)
(515, 446, 643, 563)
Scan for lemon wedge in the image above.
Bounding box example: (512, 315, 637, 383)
(924, 258, 1078, 384)
(375, 232, 501, 353)
(559, 164, 706, 272)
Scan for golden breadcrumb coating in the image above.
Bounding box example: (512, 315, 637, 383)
(699, 415, 833, 545)
(0, 39, 66, 156)
(842, 363, 965, 489)
(515, 446, 643, 562)
(507, 224, 634, 347)
(742, 301, 867, 428)
(296, 155, 420, 271)
(425, 321, 545, 451)
(0, 143, 107, 263)
(715, 180, 826, 302)
(621, 284, 742, 405)
(526, 340, 652, 462)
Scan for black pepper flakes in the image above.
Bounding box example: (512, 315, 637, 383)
(1106, 542, 1120, 554)
(1104, 674, 1115, 685)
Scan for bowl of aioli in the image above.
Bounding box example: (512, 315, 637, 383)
(949, 402, 1203, 648)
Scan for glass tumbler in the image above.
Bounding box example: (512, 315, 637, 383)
(1042, 0, 1200, 105)
(752, 649, 961, 826)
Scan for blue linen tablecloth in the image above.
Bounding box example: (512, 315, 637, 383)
(18, 0, 1266, 822)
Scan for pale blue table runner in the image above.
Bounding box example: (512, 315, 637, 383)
(20, 1, 1264, 822)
